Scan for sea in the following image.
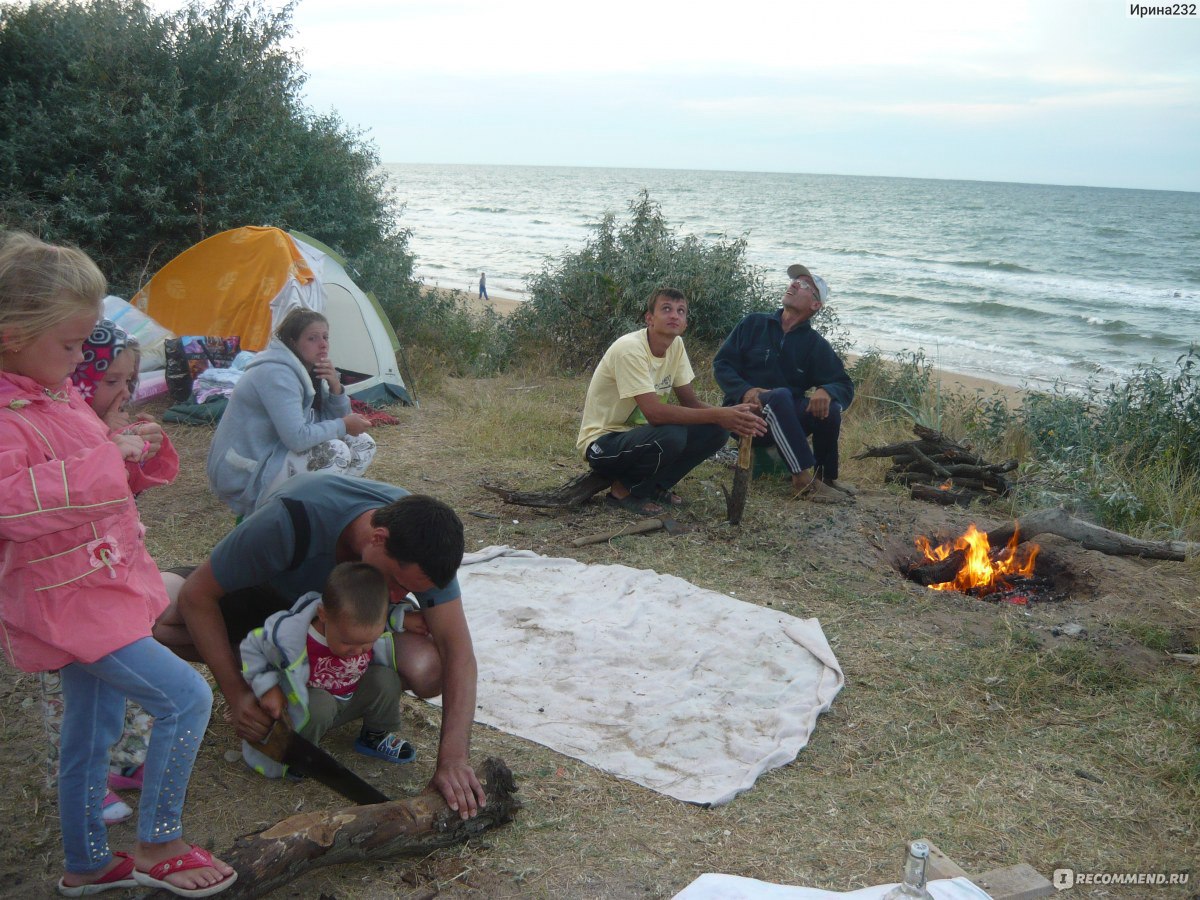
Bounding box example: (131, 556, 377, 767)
(383, 163, 1200, 393)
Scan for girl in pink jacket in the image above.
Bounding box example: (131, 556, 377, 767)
(40, 319, 183, 827)
(0, 233, 235, 898)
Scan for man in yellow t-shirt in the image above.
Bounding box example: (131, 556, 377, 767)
(575, 288, 767, 516)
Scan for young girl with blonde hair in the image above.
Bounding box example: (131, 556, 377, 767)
(0, 232, 235, 897)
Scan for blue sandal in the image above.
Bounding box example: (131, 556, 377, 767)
(354, 732, 416, 765)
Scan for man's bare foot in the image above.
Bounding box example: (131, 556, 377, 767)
(133, 839, 237, 896)
(791, 471, 853, 504)
(823, 478, 858, 496)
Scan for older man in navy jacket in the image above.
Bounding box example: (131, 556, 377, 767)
(713, 264, 855, 504)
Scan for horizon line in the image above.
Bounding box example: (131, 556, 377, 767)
(381, 160, 1199, 196)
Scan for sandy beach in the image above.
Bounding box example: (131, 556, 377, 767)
(431, 285, 1026, 404)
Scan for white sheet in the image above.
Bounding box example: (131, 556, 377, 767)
(673, 875, 992, 899)
(446, 547, 844, 807)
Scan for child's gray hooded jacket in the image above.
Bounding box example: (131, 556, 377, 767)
(240, 591, 403, 778)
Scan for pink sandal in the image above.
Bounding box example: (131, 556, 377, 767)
(107, 765, 144, 792)
(132, 845, 237, 898)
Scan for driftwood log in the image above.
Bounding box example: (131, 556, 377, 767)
(857, 424, 1016, 503)
(147, 757, 521, 900)
(986, 506, 1200, 561)
(482, 471, 611, 508)
(903, 507, 1199, 585)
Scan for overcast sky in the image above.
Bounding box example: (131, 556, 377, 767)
(166, 0, 1199, 191)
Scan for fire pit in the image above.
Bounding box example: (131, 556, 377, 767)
(902, 523, 1076, 605)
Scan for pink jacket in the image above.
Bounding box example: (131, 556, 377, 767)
(0, 372, 169, 672)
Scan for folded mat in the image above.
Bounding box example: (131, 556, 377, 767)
(446, 547, 844, 806)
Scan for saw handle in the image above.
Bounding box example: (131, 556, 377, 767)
(256, 715, 294, 763)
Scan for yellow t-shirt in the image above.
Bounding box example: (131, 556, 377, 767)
(575, 329, 695, 453)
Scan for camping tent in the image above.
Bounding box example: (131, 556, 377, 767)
(131, 226, 412, 404)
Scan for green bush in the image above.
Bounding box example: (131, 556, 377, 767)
(512, 191, 772, 370)
(849, 349, 946, 428)
(0, 0, 411, 299)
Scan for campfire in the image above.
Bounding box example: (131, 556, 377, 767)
(915, 524, 1039, 596)
(902, 522, 1071, 605)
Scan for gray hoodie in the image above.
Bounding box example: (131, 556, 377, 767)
(206, 338, 350, 516)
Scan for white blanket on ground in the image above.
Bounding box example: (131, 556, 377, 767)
(444, 547, 844, 807)
(673, 874, 992, 899)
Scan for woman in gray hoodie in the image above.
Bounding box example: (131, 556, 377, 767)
(207, 309, 376, 516)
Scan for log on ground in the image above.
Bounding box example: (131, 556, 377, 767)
(989, 507, 1199, 561)
(146, 758, 521, 900)
(481, 471, 611, 508)
(910, 484, 975, 508)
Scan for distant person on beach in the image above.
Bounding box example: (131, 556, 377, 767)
(714, 264, 856, 504)
(154, 474, 488, 819)
(479, 272, 488, 301)
(576, 287, 766, 515)
(207, 308, 375, 518)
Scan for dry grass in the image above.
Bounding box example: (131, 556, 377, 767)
(1, 372, 1197, 899)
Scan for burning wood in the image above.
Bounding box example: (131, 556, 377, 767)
(855, 424, 1016, 504)
(914, 523, 1039, 594)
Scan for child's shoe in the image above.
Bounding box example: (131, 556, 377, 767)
(353, 728, 416, 764)
(107, 764, 144, 792)
(101, 790, 133, 825)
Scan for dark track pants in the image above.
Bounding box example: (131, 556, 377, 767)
(757, 388, 842, 481)
(585, 423, 729, 498)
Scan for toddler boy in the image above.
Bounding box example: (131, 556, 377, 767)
(240, 562, 415, 777)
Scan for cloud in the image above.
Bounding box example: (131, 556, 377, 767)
(144, 0, 1200, 190)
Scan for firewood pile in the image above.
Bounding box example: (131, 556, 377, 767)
(855, 424, 1017, 506)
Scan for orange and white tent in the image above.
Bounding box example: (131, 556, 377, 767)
(132, 226, 411, 404)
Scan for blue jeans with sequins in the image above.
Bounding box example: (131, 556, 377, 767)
(58, 637, 212, 874)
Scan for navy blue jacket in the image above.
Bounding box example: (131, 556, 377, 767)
(713, 310, 854, 409)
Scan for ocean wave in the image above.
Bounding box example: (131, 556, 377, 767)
(827, 247, 897, 260)
(941, 259, 1037, 274)
(465, 206, 511, 214)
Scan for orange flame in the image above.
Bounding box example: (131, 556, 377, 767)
(915, 524, 1039, 594)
